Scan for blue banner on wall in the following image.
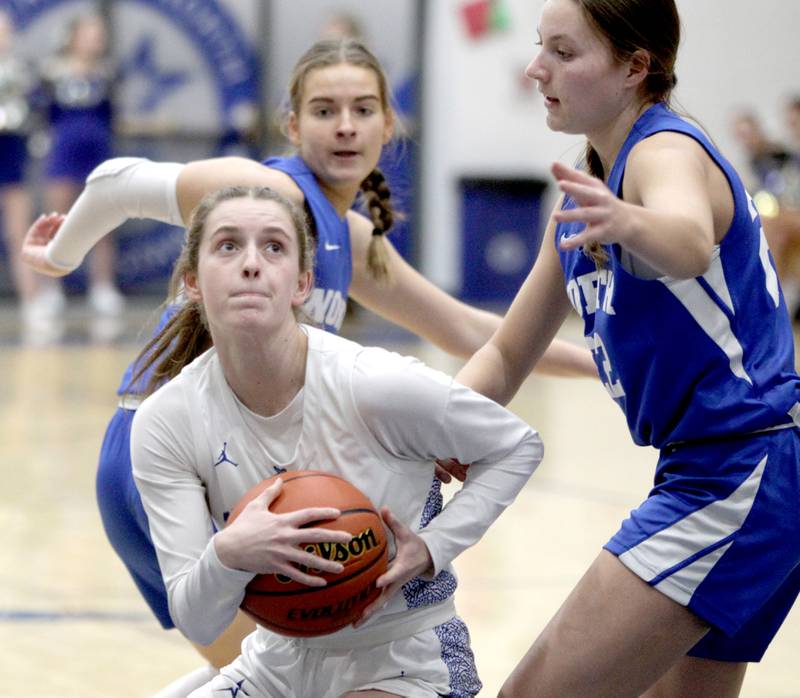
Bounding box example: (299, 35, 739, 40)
(1, 0, 258, 293)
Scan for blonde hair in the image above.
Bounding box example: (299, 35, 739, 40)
(130, 186, 314, 395)
(287, 38, 397, 281)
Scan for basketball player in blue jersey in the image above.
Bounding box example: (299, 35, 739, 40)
(450, 0, 800, 695)
(22, 39, 594, 696)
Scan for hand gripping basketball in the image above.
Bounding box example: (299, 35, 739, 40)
(354, 506, 434, 628)
(225, 471, 389, 637)
(216, 477, 352, 586)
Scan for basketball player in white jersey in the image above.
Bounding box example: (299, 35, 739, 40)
(130, 184, 543, 697)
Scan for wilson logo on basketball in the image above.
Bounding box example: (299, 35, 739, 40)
(232, 472, 389, 636)
(275, 526, 380, 584)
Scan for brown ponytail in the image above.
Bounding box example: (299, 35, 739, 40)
(360, 168, 395, 282)
(581, 144, 610, 268)
(129, 302, 211, 396)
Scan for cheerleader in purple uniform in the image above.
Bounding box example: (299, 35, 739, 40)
(0, 10, 59, 340)
(42, 13, 123, 317)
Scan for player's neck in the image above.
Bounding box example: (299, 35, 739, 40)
(218, 323, 308, 417)
(587, 99, 654, 180)
(318, 180, 361, 218)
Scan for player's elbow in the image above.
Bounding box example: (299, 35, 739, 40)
(676, 225, 715, 278)
(169, 598, 227, 646)
(175, 614, 224, 646)
(525, 430, 545, 474)
(677, 246, 713, 278)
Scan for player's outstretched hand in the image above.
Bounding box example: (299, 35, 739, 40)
(434, 458, 469, 483)
(214, 478, 352, 586)
(21, 213, 69, 277)
(353, 506, 433, 627)
(551, 161, 633, 250)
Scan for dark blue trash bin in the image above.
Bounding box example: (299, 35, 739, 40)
(459, 176, 548, 303)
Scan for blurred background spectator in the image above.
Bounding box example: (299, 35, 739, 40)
(40, 11, 124, 327)
(731, 108, 800, 319)
(0, 9, 51, 343)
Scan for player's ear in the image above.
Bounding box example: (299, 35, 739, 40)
(287, 111, 301, 147)
(382, 108, 395, 145)
(625, 49, 650, 89)
(293, 270, 313, 306)
(184, 270, 202, 303)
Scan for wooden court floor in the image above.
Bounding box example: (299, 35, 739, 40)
(0, 303, 798, 697)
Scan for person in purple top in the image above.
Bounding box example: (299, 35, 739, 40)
(0, 10, 47, 341)
(41, 12, 124, 320)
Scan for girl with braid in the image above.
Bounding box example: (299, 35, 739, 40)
(21, 38, 594, 697)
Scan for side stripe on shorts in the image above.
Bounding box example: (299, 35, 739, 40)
(619, 454, 767, 600)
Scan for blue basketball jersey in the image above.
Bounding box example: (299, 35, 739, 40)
(264, 155, 353, 333)
(556, 103, 800, 448)
(118, 155, 353, 395)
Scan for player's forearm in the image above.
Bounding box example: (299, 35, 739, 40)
(419, 379, 544, 573)
(442, 304, 502, 359)
(45, 158, 184, 270)
(536, 337, 596, 378)
(418, 427, 543, 574)
(455, 342, 520, 406)
(131, 405, 252, 646)
(618, 204, 714, 279)
(167, 537, 254, 646)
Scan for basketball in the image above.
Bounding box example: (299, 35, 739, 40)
(227, 470, 389, 637)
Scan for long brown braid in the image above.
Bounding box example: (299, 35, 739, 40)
(359, 168, 395, 281)
(128, 185, 314, 396)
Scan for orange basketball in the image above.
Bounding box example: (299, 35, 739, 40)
(227, 470, 389, 637)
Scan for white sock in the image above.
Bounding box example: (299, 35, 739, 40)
(45, 157, 185, 272)
(150, 664, 218, 698)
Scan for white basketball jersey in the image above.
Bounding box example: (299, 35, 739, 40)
(132, 326, 542, 647)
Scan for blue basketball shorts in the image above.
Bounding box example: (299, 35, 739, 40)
(96, 407, 174, 629)
(605, 427, 800, 662)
